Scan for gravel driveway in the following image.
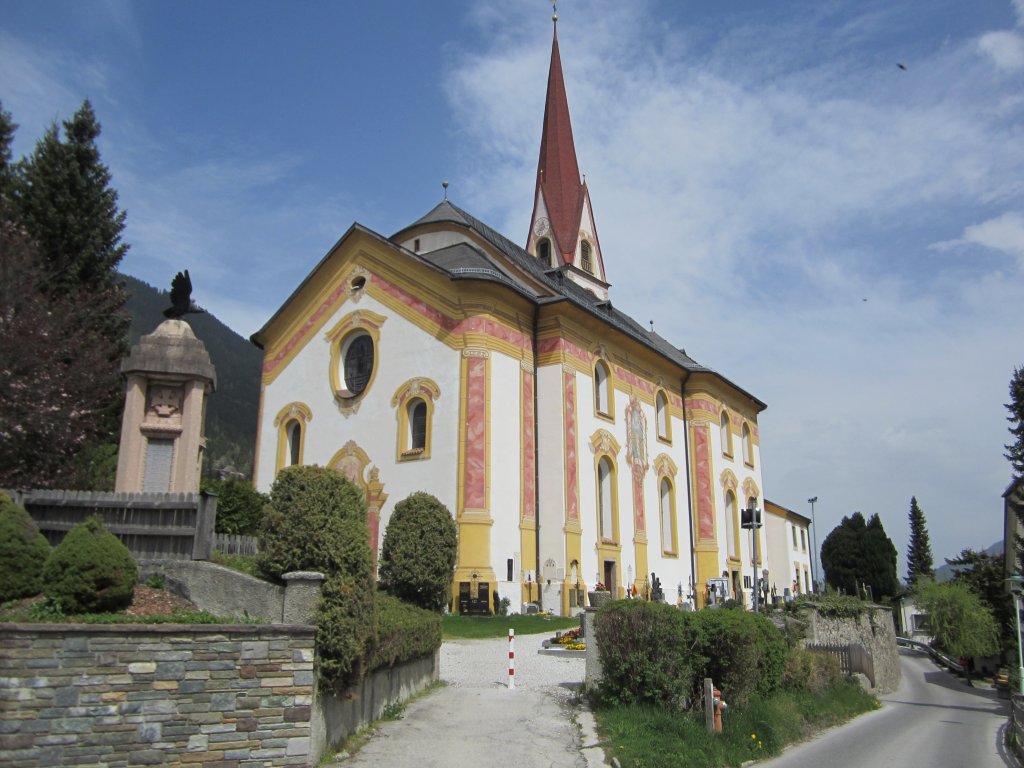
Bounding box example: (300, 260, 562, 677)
(332, 633, 591, 768)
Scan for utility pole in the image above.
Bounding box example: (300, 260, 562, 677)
(807, 496, 819, 593)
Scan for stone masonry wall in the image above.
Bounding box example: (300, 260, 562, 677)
(802, 604, 901, 694)
(0, 623, 317, 767)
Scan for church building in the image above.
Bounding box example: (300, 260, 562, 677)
(251, 19, 770, 615)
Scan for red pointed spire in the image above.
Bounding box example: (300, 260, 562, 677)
(535, 23, 583, 263)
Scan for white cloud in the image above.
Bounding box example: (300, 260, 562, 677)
(978, 30, 1024, 71)
(932, 211, 1024, 264)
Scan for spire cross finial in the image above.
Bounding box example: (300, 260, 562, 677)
(552, 1, 558, 23)
(442, 180, 449, 200)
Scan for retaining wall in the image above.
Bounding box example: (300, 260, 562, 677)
(801, 603, 901, 693)
(0, 623, 316, 767)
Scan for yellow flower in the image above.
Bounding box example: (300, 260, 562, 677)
(751, 734, 756, 740)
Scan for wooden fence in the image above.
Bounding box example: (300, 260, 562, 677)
(7, 489, 216, 561)
(213, 533, 259, 555)
(806, 642, 875, 687)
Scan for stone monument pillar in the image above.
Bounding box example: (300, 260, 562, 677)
(114, 319, 216, 493)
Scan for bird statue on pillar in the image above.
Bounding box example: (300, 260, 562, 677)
(163, 270, 205, 319)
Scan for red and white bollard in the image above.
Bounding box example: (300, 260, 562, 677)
(508, 628, 515, 689)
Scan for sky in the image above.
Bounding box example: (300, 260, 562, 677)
(2, 0, 1023, 578)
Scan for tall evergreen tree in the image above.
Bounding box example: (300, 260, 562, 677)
(821, 511, 900, 600)
(0, 101, 128, 488)
(906, 496, 934, 586)
(1007, 367, 1024, 572)
(0, 102, 15, 197)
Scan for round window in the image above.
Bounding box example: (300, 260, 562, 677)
(342, 333, 374, 396)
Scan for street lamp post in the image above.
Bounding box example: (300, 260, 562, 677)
(741, 501, 763, 612)
(1007, 575, 1024, 695)
(807, 496, 819, 593)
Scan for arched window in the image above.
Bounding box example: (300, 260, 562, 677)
(537, 238, 552, 267)
(326, 309, 385, 406)
(581, 241, 593, 273)
(594, 360, 612, 417)
(720, 410, 732, 457)
(391, 378, 440, 461)
(660, 477, 676, 555)
(725, 490, 738, 559)
(274, 402, 313, 473)
(656, 390, 669, 441)
(343, 333, 374, 396)
(742, 423, 753, 466)
(286, 420, 302, 466)
(598, 456, 615, 542)
(409, 399, 427, 450)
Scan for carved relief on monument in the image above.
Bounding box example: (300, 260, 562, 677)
(143, 384, 184, 430)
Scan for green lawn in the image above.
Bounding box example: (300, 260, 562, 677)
(594, 680, 878, 768)
(442, 613, 579, 639)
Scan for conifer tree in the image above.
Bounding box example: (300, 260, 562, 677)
(821, 511, 900, 600)
(906, 496, 934, 586)
(1008, 366, 1024, 572)
(0, 101, 128, 487)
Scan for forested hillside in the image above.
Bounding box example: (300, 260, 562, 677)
(122, 274, 262, 478)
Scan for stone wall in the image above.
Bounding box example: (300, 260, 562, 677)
(801, 603, 901, 694)
(0, 623, 317, 767)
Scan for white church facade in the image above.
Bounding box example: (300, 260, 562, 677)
(251, 22, 774, 615)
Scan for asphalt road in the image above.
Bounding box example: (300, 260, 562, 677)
(760, 649, 1015, 768)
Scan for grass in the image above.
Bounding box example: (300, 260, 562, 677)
(593, 680, 878, 768)
(210, 549, 261, 577)
(442, 613, 579, 639)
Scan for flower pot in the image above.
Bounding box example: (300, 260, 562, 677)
(588, 590, 612, 608)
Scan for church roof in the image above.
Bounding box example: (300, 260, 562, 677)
(394, 199, 766, 410)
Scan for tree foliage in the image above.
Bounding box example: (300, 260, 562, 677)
(914, 578, 1000, 660)
(1007, 366, 1024, 573)
(0, 492, 51, 602)
(378, 492, 458, 612)
(905, 496, 934, 586)
(821, 512, 899, 601)
(41, 516, 137, 614)
(946, 548, 1012, 649)
(0, 100, 129, 488)
(201, 477, 267, 536)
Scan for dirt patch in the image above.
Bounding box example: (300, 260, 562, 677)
(123, 585, 198, 617)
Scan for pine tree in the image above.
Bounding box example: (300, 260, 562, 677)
(821, 511, 900, 600)
(0, 102, 15, 197)
(0, 101, 129, 487)
(906, 496, 934, 586)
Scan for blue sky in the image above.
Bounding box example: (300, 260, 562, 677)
(3, 0, 1023, 576)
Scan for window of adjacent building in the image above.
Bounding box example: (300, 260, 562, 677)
(656, 390, 670, 442)
(274, 402, 312, 473)
(538, 238, 552, 267)
(598, 456, 615, 542)
(794, 567, 801, 593)
(792, 525, 798, 549)
(720, 410, 732, 457)
(800, 528, 807, 552)
(804, 568, 811, 594)
(594, 360, 612, 417)
(581, 241, 593, 273)
(725, 490, 738, 559)
(343, 332, 374, 396)
(742, 422, 753, 466)
(660, 477, 676, 555)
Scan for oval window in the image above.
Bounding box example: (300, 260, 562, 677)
(343, 333, 374, 396)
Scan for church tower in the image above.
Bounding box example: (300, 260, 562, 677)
(526, 13, 609, 301)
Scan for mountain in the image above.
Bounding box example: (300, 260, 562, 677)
(121, 274, 262, 478)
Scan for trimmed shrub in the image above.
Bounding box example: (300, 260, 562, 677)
(257, 465, 365, 580)
(595, 600, 706, 708)
(368, 591, 443, 672)
(378, 492, 457, 612)
(692, 609, 786, 706)
(202, 477, 268, 536)
(315, 517, 377, 692)
(0, 493, 51, 602)
(783, 646, 842, 694)
(41, 517, 137, 614)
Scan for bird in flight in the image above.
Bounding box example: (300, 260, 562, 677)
(163, 270, 205, 318)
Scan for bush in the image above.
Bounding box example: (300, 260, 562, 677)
(783, 647, 842, 694)
(257, 465, 365, 580)
(368, 592, 443, 672)
(0, 493, 51, 602)
(41, 516, 137, 614)
(315, 518, 377, 692)
(202, 477, 268, 536)
(595, 600, 706, 708)
(378, 492, 457, 612)
(692, 609, 786, 706)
